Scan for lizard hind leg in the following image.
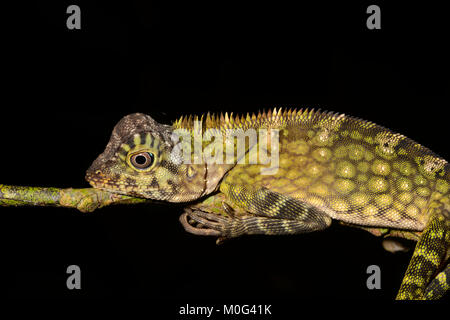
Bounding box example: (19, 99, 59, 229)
(396, 211, 450, 300)
(425, 262, 450, 299)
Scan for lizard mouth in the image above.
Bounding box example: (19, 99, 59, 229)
(86, 172, 107, 187)
(85, 172, 116, 189)
(86, 171, 172, 201)
(85, 172, 140, 196)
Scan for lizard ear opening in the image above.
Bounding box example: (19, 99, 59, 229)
(186, 165, 197, 179)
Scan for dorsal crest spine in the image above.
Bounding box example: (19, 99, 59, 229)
(173, 108, 325, 132)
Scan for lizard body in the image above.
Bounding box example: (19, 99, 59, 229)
(86, 108, 450, 300)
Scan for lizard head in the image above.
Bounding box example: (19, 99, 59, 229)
(86, 113, 208, 202)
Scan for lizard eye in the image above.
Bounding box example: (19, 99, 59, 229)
(130, 152, 155, 169)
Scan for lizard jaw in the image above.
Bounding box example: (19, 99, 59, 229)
(85, 171, 145, 198)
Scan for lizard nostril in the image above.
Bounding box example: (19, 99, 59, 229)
(95, 170, 101, 175)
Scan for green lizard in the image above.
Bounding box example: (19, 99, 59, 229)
(85, 108, 449, 300)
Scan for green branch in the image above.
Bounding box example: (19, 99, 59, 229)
(0, 184, 148, 213)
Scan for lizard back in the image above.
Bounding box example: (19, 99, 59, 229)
(215, 109, 450, 231)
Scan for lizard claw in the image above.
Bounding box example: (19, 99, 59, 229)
(179, 210, 222, 237)
(179, 208, 238, 239)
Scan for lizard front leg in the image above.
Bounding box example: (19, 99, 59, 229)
(181, 182, 332, 239)
(180, 192, 246, 238)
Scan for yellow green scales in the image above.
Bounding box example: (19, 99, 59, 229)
(84, 108, 450, 300)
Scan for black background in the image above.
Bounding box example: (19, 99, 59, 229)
(1, 0, 449, 309)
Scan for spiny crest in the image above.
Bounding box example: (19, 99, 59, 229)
(172, 108, 438, 152)
(171, 108, 414, 139)
(172, 108, 448, 162)
(172, 108, 333, 132)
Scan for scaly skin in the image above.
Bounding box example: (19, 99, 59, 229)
(85, 108, 450, 300)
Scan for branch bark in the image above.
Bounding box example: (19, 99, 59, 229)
(0, 184, 148, 212)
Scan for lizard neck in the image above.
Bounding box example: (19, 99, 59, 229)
(171, 109, 298, 195)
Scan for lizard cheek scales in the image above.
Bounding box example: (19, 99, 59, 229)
(87, 109, 450, 300)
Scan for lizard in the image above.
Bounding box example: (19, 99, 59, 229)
(85, 108, 450, 300)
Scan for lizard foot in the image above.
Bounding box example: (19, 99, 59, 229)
(179, 207, 239, 239)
